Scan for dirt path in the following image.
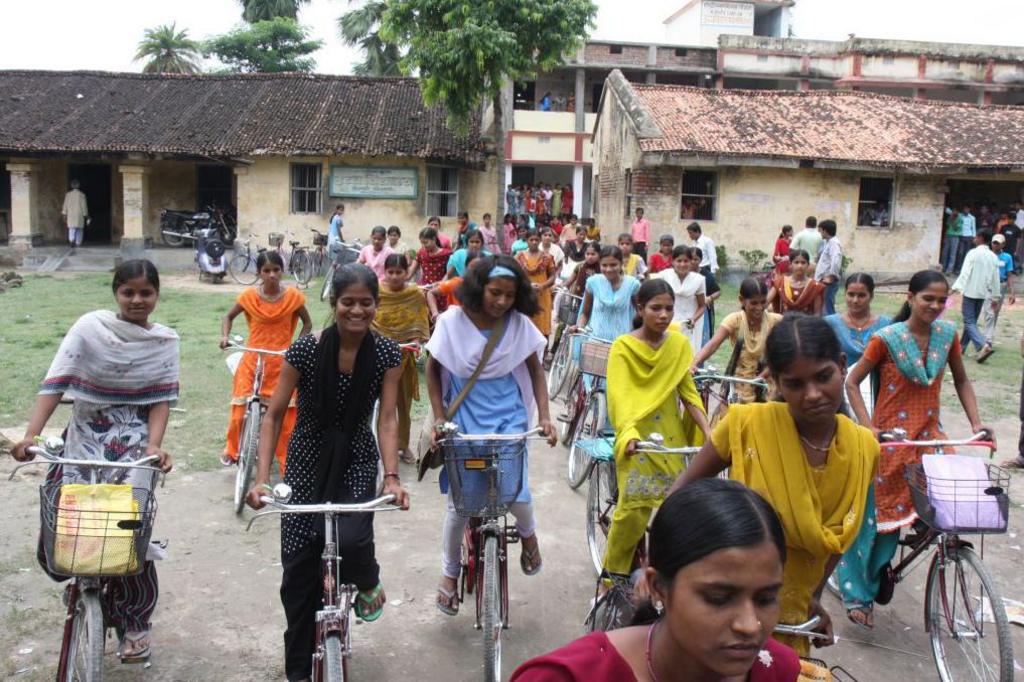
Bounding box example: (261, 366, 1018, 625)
(3, 411, 1024, 680)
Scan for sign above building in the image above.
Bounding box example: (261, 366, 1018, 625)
(329, 166, 419, 199)
(701, 1, 754, 29)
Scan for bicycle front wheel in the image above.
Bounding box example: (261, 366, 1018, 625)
(587, 583, 634, 633)
(321, 266, 335, 302)
(234, 402, 261, 514)
(228, 254, 258, 285)
(323, 632, 346, 682)
(586, 461, 615, 576)
(547, 335, 572, 400)
(66, 588, 104, 682)
(482, 534, 502, 682)
(567, 391, 604, 490)
(291, 250, 312, 286)
(926, 545, 1013, 681)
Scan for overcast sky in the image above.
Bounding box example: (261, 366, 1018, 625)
(1, 0, 1022, 75)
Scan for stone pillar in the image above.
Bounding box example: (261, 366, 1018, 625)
(572, 164, 584, 217)
(119, 165, 150, 259)
(503, 164, 513, 214)
(574, 68, 586, 133)
(645, 72, 657, 85)
(6, 161, 42, 248)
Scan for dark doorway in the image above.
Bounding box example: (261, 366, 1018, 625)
(514, 81, 536, 110)
(68, 164, 112, 244)
(511, 166, 535, 187)
(0, 167, 10, 242)
(197, 165, 233, 210)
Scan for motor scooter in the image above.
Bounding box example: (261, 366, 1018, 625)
(162, 226, 226, 282)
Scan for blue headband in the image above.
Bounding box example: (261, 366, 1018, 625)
(488, 265, 517, 280)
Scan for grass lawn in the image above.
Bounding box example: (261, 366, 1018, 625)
(2, 273, 1021, 471)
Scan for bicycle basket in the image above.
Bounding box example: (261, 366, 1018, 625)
(268, 232, 284, 248)
(442, 438, 525, 518)
(905, 459, 1010, 534)
(579, 340, 611, 378)
(40, 481, 157, 577)
(312, 232, 328, 247)
(557, 295, 582, 325)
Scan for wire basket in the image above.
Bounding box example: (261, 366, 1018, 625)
(268, 232, 284, 248)
(39, 481, 157, 577)
(579, 340, 611, 378)
(442, 438, 526, 518)
(557, 294, 582, 325)
(905, 463, 1010, 535)
(312, 232, 328, 247)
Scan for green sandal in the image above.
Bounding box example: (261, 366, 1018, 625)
(355, 584, 386, 622)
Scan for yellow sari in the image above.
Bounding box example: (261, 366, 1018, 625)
(373, 285, 430, 450)
(608, 331, 705, 510)
(711, 402, 878, 654)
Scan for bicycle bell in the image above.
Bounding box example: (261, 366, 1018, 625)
(272, 483, 293, 503)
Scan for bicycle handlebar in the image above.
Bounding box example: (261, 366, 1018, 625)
(224, 342, 286, 357)
(879, 430, 995, 450)
(436, 426, 544, 442)
(693, 372, 768, 388)
(245, 494, 401, 531)
(9, 447, 163, 481)
(634, 442, 701, 455)
(773, 616, 832, 640)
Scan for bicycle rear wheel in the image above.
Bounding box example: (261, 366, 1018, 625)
(321, 266, 335, 302)
(66, 588, 104, 682)
(291, 250, 312, 286)
(586, 461, 616, 576)
(567, 391, 605, 490)
(586, 583, 635, 633)
(560, 376, 586, 446)
(482, 534, 502, 682)
(547, 333, 572, 400)
(323, 632, 345, 682)
(228, 254, 258, 285)
(234, 403, 261, 514)
(926, 545, 1013, 681)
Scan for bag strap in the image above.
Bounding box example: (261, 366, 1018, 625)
(443, 315, 508, 420)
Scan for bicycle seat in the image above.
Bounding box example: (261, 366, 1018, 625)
(289, 240, 301, 248)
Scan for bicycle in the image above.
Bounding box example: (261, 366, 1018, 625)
(545, 291, 584, 399)
(248, 484, 400, 682)
(436, 424, 546, 682)
(692, 365, 769, 424)
(825, 430, 1013, 681)
(320, 239, 363, 302)
(563, 333, 613, 490)
(584, 434, 701, 629)
(308, 228, 330, 278)
(9, 437, 163, 681)
(775, 616, 858, 680)
(223, 336, 287, 514)
(227, 234, 267, 286)
(269, 231, 313, 287)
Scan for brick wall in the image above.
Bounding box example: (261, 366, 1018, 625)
(655, 47, 717, 70)
(584, 43, 650, 67)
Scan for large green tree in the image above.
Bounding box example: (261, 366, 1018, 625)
(134, 23, 202, 74)
(338, 1, 402, 77)
(237, 0, 309, 23)
(204, 18, 323, 73)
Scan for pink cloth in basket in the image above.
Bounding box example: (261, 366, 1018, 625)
(922, 454, 1004, 531)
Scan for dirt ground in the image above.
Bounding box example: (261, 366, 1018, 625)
(2, 403, 1024, 682)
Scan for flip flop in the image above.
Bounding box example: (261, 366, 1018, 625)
(119, 631, 151, 663)
(355, 584, 385, 622)
(977, 346, 995, 363)
(520, 545, 542, 576)
(219, 453, 235, 467)
(436, 585, 459, 616)
(846, 607, 874, 631)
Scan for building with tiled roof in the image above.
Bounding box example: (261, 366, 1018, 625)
(0, 71, 496, 256)
(593, 69, 1024, 277)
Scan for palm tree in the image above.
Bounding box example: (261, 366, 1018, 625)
(134, 23, 202, 74)
(238, 0, 309, 23)
(339, 1, 402, 77)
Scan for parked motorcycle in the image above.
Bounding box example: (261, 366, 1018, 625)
(162, 226, 227, 283)
(160, 204, 237, 247)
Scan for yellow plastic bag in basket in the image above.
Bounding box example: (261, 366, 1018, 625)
(53, 484, 140, 576)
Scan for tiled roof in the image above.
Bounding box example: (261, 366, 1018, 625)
(0, 71, 486, 165)
(630, 83, 1024, 169)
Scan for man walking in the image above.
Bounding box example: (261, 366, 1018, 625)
(980, 233, 1016, 358)
(61, 179, 89, 251)
(956, 204, 976, 274)
(791, 216, 823, 264)
(953, 230, 1001, 363)
(814, 219, 843, 315)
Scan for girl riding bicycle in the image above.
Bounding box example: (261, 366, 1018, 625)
(654, 246, 706, 353)
(373, 254, 431, 464)
(426, 255, 558, 616)
(839, 270, 993, 629)
(603, 280, 712, 584)
(512, 479, 802, 681)
(357, 225, 395, 280)
(220, 251, 311, 471)
(246, 263, 410, 682)
(674, 314, 879, 655)
(12, 259, 179, 664)
(517, 229, 558, 337)
(573, 245, 640, 342)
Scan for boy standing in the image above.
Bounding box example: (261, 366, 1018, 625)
(814, 219, 843, 315)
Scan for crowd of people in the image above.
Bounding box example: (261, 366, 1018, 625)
(7, 195, 1017, 681)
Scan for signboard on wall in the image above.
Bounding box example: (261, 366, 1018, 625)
(701, 0, 754, 28)
(329, 166, 419, 199)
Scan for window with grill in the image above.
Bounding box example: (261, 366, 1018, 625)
(427, 166, 459, 217)
(609, 45, 623, 54)
(624, 169, 633, 218)
(857, 177, 894, 227)
(290, 163, 322, 214)
(680, 171, 717, 221)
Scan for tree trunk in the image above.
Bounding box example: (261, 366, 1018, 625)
(493, 91, 508, 252)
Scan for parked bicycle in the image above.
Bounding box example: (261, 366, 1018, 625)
(545, 291, 584, 399)
(308, 228, 330, 278)
(9, 437, 164, 681)
(248, 484, 400, 682)
(320, 238, 363, 302)
(562, 332, 613, 490)
(584, 434, 700, 629)
(825, 430, 1013, 681)
(223, 336, 286, 514)
(228, 234, 266, 286)
(436, 424, 545, 682)
(268, 232, 313, 287)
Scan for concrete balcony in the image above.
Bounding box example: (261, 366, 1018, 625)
(510, 111, 598, 134)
